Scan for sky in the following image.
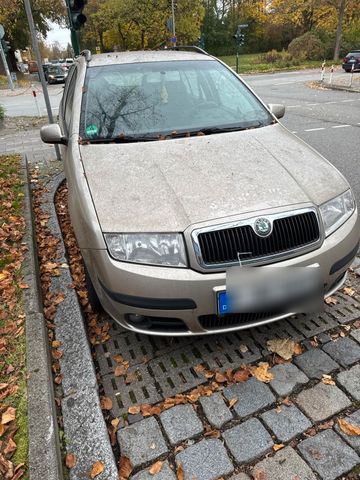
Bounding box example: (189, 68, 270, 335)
(46, 22, 71, 47)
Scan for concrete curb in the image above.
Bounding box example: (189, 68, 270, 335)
(22, 155, 63, 480)
(42, 172, 118, 480)
(316, 81, 360, 93)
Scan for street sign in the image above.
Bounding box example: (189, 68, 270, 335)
(171, 36, 177, 44)
(0, 24, 4, 40)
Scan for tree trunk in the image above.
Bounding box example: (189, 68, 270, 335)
(333, 0, 346, 61)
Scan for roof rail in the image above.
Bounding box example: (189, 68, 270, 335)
(80, 49, 92, 62)
(165, 45, 209, 55)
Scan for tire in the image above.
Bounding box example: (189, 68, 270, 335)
(84, 264, 102, 312)
(345, 69, 351, 73)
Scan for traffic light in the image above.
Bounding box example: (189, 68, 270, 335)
(233, 32, 245, 46)
(68, 0, 87, 30)
(1, 38, 11, 54)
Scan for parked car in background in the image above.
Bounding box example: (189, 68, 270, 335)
(42, 63, 52, 81)
(40, 49, 359, 336)
(64, 58, 74, 69)
(47, 65, 68, 84)
(342, 50, 360, 72)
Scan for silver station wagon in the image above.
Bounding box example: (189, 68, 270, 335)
(41, 48, 359, 336)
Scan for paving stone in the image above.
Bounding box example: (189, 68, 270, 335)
(199, 392, 232, 429)
(117, 417, 167, 468)
(160, 404, 203, 446)
(334, 409, 360, 452)
(337, 364, 360, 400)
(261, 405, 312, 442)
(223, 378, 275, 418)
(296, 382, 351, 422)
(222, 418, 273, 463)
(298, 430, 359, 480)
(294, 348, 339, 379)
(175, 438, 234, 480)
(351, 328, 360, 343)
(317, 332, 332, 344)
(131, 461, 176, 480)
(269, 363, 309, 396)
(322, 337, 360, 367)
(252, 446, 316, 480)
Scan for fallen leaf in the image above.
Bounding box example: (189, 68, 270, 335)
(1, 406, 16, 424)
(113, 354, 124, 363)
(194, 364, 205, 374)
(228, 398, 238, 409)
(338, 418, 360, 436)
(253, 470, 267, 480)
(52, 340, 61, 348)
(176, 462, 184, 480)
(65, 453, 77, 469)
(4, 437, 17, 455)
(267, 338, 301, 360)
(343, 287, 355, 297)
(100, 396, 112, 410)
(233, 367, 251, 382)
(273, 443, 285, 451)
(115, 365, 128, 377)
(111, 418, 120, 428)
(250, 362, 273, 383)
(149, 461, 163, 474)
(128, 406, 141, 415)
(215, 372, 227, 383)
(321, 374, 335, 385)
(119, 456, 133, 480)
(90, 460, 104, 478)
(239, 344, 248, 353)
(325, 296, 337, 305)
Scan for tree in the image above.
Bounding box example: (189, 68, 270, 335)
(0, 0, 65, 69)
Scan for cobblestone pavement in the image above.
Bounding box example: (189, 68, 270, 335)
(97, 273, 360, 479)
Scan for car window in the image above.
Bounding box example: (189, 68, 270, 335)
(63, 66, 77, 132)
(80, 60, 272, 141)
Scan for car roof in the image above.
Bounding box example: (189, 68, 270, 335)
(86, 50, 213, 67)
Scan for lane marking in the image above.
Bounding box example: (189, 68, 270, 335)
(331, 124, 351, 129)
(307, 103, 318, 106)
(341, 99, 354, 102)
(305, 127, 326, 132)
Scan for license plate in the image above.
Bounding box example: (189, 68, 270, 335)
(349, 59, 356, 63)
(217, 291, 230, 316)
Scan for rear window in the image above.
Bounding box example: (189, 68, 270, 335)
(346, 52, 360, 57)
(80, 59, 272, 141)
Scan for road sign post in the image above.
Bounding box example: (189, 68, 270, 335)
(24, 0, 61, 161)
(0, 24, 14, 91)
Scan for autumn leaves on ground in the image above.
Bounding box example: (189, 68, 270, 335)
(0, 155, 28, 480)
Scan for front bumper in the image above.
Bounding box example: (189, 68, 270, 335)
(82, 209, 359, 336)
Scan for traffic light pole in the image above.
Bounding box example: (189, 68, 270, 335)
(0, 40, 14, 91)
(24, 0, 61, 161)
(236, 45, 239, 74)
(71, 29, 80, 56)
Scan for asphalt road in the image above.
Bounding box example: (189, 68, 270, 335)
(244, 69, 360, 205)
(1, 69, 359, 203)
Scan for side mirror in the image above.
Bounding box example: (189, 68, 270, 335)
(268, 104, 285, 119)
(40, 124, 67, 145)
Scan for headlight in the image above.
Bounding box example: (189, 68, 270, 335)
(104, 233, 187, 267)
(320, 189, 355, 237)
(48, 75, 54, 79)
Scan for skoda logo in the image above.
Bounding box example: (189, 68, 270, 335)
(254, 217, 272, 237)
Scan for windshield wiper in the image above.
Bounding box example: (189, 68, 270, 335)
(198, 122, 264, 135)
(85, 135, 159, 144)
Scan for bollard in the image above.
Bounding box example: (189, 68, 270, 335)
(32, 88, 41, 117)
(349, 63, 355, 87)
(330, 65, 334, 84)
(320, 60, 326, 82)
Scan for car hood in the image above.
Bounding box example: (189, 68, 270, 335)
(80, 124, 348, 232)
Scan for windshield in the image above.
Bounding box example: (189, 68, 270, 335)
(49, 66, 65, 75)
(80, 59, 273, 141)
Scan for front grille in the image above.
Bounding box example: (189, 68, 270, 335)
(199, 312, 275, 330)
(197, 211, 320, 266)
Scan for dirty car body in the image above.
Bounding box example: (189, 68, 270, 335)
(41, 49, 359, 336)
